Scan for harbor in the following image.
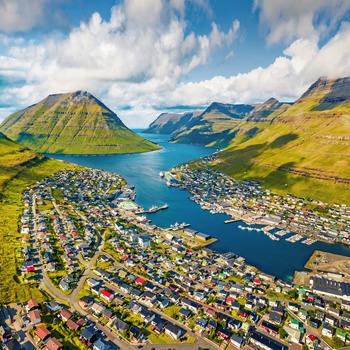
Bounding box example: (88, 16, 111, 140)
(48, 131, 350, 281)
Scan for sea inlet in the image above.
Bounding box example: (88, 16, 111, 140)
(47, 131, 350, 281)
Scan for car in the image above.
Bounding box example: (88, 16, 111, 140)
(137, 346, 143, 349)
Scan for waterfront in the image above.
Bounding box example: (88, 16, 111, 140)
(47, 131, 350, 281)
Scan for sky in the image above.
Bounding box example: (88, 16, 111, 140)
(0, 0, 350, 128)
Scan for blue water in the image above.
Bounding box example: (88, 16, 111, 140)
(47, 131, 350, 281)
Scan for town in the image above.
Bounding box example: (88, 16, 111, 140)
(1, 167, 350, 350)
(167, 154, 350, 246)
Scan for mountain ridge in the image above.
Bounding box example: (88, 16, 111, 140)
(0, 91, 160, 154)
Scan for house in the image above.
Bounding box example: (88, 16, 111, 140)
(288, 302, 300, 312)
(261, 320, 279, 335)
(79, 296, 94, 308)
(60, 309, 73, 322)
(309, 318, 320, 328)
(129, 325, 143, 341)
(46, 301, 62, 312)
(27, 299, 39, 311)
(128, 301, 142, 314)
(135, 277, 146, 285)
(100, 290, 114, 302)
(306, 334, 319, 347)
(140, 308, 155, 323)
(283, 325, 302, 343)
(35, 327, 51, 343)
(102, 308, 115, 322)
(59, 279, 70, 291)
(179, 308, 191, 319)
(231, 333, 244, 348)
(152, 316, 166, 334)
(269, 311, 282, 324)
(138, 234, 151, 248)
(195, 317, 208, 329)
(93, 338, 112, 350)
(336, 329, 347, 342)
(46, 337, 63, 350)
(114, 318, 129, 332)
(322, 324, 334, 337)
(66, 319, 80, 331)
(164, 323, 182, 340)
(3, 339, 22, 350)
(218, 327, 231, 341)
(91, 302, 105, 315)
(250, 331, 287, 350)
(324, 314, 336, 326)
(143, 291, 156, 302)
(80, 327, 98, 344)
(228, 317, 242, 331)
(29, 310, 41, 325)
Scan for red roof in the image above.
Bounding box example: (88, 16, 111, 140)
(253, 278, 261, 285)
(35, 326, 51, 340)
(46, 337, 63, 350)
(308, 334, 317, 342)
(135, 277, 146, 284)
(27, 266, 35, 272)
(226, 297, 235, 304)
(101, 290, 113, 298)
(66, 319, 79, 330)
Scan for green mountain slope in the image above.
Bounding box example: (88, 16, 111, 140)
(0, 91, 160, 154)
(171, 102, 256, 148)
(209, 77, 350, 204)
(143, 111, 203, 134)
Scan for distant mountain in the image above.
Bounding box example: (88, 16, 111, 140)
(170, 102, 256, 148)
(143, 111, 203, 134)
(0, 91, 160, 154)
(209, 76, 350, 204)
(246, 98, 291, 121)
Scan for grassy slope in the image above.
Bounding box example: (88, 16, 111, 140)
(210, 94, 350, 204)
(0, 92, 160, 154)
(0, 134, 79, 303)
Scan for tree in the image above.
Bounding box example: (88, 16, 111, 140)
(279, 328, 288, 340)
(287, 289, 298, 300)
(302, 344, 309, 350)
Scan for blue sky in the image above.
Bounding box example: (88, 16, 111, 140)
(0, 0, 350, 127)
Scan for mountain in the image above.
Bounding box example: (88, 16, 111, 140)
(0, 91, 160, 154)
(171, 102, 256, 148)
(246, 98, 291, 121)
(208, 77, 350, 204)
(143, 111, 203, 134)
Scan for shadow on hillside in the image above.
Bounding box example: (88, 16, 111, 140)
(262, 161, 299, 190)
(269, 133, 298, 148)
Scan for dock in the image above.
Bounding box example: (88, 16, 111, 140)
(224, 218, 239, 224)
(147, 203, 169, 214)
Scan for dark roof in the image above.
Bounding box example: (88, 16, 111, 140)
(5, 338, 22, 350)
(312, 276, 350, 298)
(250, 331, 287, 350)
(80, 326, 96, 341)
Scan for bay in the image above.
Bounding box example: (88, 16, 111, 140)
(47, 131, 350, 281)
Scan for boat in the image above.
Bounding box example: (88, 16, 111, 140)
(159, 171, 165, 178)
(147, 203, 169, 213)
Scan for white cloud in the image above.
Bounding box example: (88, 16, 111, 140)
(0, 0, 66, 32)
(0, 1, 350, 130)
(254, 0, 350, 44)
(0, 0, 240, 124)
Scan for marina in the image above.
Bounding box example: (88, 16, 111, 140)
(286, 233, 304, 243)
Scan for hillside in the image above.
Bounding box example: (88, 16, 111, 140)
(208, 77, 350, 204)
(143, 111, 203, 134)
(0, 91, 160, 154)
(0, 133, 79, 302)
(171, 102, 256, 148)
